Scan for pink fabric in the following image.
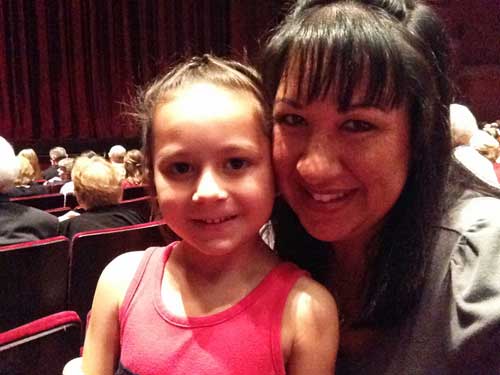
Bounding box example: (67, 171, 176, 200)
(118, 243, 306, 375)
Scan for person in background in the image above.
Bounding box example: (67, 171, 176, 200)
(57, 157, 76, 195)
(450, 103, 499, 186)
(469, 130, 500, 183)
(42, 146, 68, 180)
(6, 155, 48, 197)
(80, 150, 98, 159)
(259, 0, 500, 373)
(121, 149, 146, 188)
(57, 156, 146, 238)
(0, 137, 58, 246)
(18, 148, 43, 181)
(108, 144, 127, 181)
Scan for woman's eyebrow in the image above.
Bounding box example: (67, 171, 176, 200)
(274, 97, 303, 109)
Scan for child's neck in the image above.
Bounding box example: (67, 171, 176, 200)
(162, 238, 280, 317)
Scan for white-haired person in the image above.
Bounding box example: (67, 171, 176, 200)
(108, 144, 126, 181)
(0, 137, 58, 245)
(57, 156, 146, 239)
(450, 103, 499, 186)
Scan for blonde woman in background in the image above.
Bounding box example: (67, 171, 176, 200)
(6, 156, 48, 197)
(122, 149, 145, 188)
(18, 148, 42, 180)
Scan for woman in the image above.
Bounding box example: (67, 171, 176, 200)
(122, 149, 146, 188)
(7, 155, 48, 197)
(260, 0, 500, 373)
(18, 148, 43, 181)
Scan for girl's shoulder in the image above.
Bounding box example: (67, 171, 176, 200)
(100, 251, 146, 305)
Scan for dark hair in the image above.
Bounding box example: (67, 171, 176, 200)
(260, 0, 453, 327)
(133, 54, 271, 198)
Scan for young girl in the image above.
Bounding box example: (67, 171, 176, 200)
(81, 55, 339, 374)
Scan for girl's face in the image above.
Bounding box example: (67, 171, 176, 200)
(152, 83, 275, 257)
(272, 78, 410, 251)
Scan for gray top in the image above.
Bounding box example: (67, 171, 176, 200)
(339, 190, 500, 374)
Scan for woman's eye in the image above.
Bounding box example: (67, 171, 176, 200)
(342, 120, 375, 133)
(274, 114, 306, 127)
(170, 162, 192, 175)
(226, 158, 248, 170)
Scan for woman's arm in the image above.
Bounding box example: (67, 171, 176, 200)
(82, 251, 144, 375)
(282, 277, 340, 375)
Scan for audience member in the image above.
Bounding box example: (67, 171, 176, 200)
(470, 130, 500, 183)
(18, 148, 43, 180)
(6, 156, 48, 197)
(0, 137, 58, 246)
(122, 149, 145, 188)
(42, 146, 68, 180)
(57, 158, 76, 195)
(450, 103, 499, 186)
(58, 156, 146, 238)
(108, 144, 126, 181)
(80, 150, 98, 158)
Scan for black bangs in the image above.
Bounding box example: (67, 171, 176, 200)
(276, 4, 413, 110)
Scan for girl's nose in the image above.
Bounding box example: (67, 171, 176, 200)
(192, 169, 228, 202)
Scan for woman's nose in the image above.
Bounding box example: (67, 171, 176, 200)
(296, 137, 344, 186)
(192, 169, 228, 202)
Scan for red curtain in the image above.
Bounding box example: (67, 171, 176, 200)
(0, 0, 230, 143)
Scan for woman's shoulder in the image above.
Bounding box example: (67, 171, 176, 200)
(442, 191, 500, 235)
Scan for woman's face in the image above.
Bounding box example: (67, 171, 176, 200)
(272, 79, 411, 249)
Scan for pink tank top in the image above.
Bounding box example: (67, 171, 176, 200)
(117, 242, 307, 375)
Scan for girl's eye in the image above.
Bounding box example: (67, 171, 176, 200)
(226, 158, 248, 171)
(170, 162, 192, 175)
(341, 120, 375, 133)
(274, 114, 306, 127)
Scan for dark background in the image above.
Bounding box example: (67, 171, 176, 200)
(1, 0, 499, 157)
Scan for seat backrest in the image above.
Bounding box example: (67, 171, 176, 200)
(68, 221, 173, 329)
(10, 193, 65, 210)
(0, 311, 81, 375)
(122, 184, 149, 200)
(64, 193, 78, 208)
(119, 195, 153, 221)
(0, 236, 71, 331)
(46, 206, 72, 217)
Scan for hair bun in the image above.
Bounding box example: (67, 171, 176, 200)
(291, 0, 417, 21)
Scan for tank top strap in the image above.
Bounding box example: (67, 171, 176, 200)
(119, 243, 176, 331)
(267, 262, 308, 373)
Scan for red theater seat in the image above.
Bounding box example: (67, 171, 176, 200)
(10, 193, 65, 210)
(122, 184, 149, 200)
(0, 236, 70, 331)
(68, 221, 174, 335)
(0, 311, 81, 375)
(119, 195, 153, 221)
